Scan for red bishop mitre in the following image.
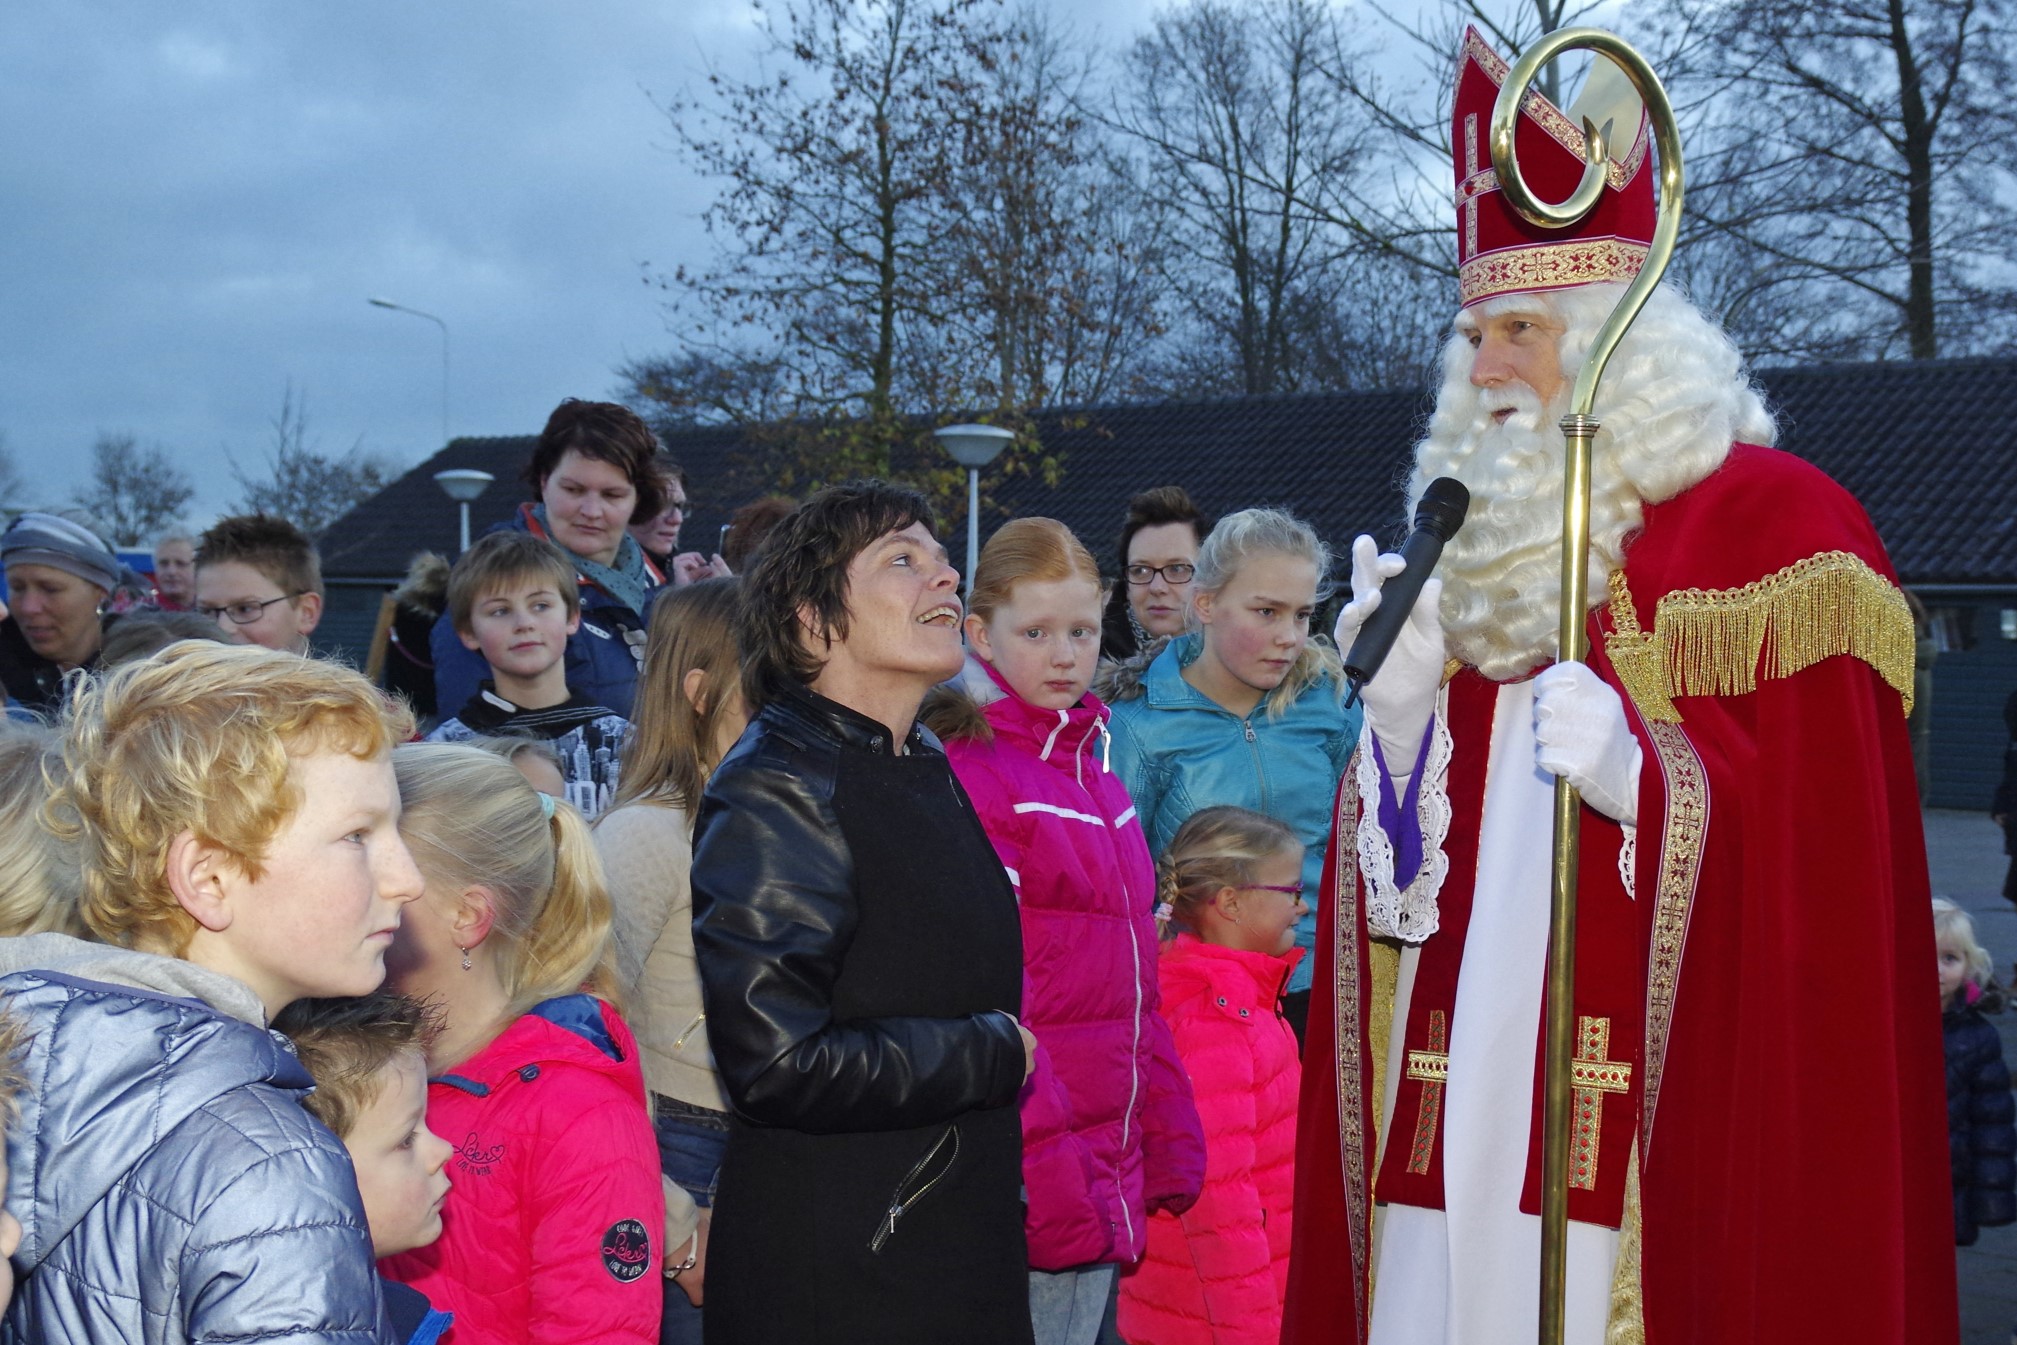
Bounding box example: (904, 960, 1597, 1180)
(1452, 26, 1655, 307)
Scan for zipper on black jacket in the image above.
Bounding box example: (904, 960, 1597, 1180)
(869, 1124, 961, 1253)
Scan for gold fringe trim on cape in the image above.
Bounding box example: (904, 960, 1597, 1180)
(1605, 551, 1915, 724)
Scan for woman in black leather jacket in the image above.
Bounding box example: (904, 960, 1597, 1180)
(691, 480, 1039, 1344)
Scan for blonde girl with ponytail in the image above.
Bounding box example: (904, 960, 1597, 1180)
(1121, 806, 1306, 1345)
(379, 742, 665, 1345)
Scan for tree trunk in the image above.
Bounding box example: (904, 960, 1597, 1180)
(1889, 0, 1939, 357)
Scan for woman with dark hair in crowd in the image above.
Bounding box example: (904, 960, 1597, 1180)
(690, 481, 1038, 1345)
(429, 399, 667, 719)
(1099, 487, 1214, 662)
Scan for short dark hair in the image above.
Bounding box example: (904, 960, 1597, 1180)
(196, 514, 323, 597)
(523, 400, 665, 526)
(721, 495, 798, 574)
(738, 480, 936, 711)
(273, 993, 441, 1139)
(1113, 485, 1212, 572)
(1100, 485, 1213, 659)
(446, 531, 582, 635)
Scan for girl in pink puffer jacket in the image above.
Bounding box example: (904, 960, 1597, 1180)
(924, 517, 1205, 1345)
(1119, 806, 1306, 1345)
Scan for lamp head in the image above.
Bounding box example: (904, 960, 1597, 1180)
(933, 424, 1014, 469)
(433, 469, 494, 503)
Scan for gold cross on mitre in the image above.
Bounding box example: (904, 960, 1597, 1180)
(1404, 1010, 1450, 1175)
(1568, 1016, 1632, 1191)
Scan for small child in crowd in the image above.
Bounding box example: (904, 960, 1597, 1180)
(193, 513, 326, 655)
(378, 742, 664, 1343)
(923, 518, 1203, 1345)
(428, 531, 631, 818)
(1936, 897, 2016, 1248)
(1120, 806, 1306, 1345)
(277, 993, 457, 1345)
(0, 642, 420, 1341)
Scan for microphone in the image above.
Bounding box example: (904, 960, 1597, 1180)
(1342, 477, 1470, 703)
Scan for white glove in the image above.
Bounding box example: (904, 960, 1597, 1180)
(1334, 534, 1445, 772)
(1532, 661, 1641, 826)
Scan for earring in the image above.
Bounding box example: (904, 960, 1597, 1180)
(459, 945, 472, 972)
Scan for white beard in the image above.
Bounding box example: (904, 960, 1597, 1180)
(1412, 384, 1633, 680)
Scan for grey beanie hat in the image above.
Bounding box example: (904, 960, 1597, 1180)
(0, 513, 121, 595)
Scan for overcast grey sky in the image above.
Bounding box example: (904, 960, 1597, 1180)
(0, 0, 1185, 529)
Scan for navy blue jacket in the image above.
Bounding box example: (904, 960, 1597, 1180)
(1945, 1001, 2016, 1245)
(429, 505, 662, 721)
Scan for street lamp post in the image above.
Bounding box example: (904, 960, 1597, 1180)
(433, 469, 494, 553)
(932, 424, 1014, 601)
(369, 297, 451, 447)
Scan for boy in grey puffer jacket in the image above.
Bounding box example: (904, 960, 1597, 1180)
(0, 644, 426, 1345)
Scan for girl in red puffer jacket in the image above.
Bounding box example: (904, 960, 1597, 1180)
(379, 743, 664, 1344)
(924, 517, 1205, 1345)
(1119, 806, 1305, 1345)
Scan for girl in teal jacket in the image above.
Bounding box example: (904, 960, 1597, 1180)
(1100, 508, 1361, 1038)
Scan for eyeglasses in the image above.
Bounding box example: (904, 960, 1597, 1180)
(1124, 562, 1196, 586)
(199, 593, 305, 626)
(1239, 882, 1305, 898)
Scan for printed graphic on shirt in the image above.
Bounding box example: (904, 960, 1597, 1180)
(601, 1218, 653, 1282)
(430, 711, 630, 818)
(549, 715, 629, 817)
(455, 1132, 506, 1177)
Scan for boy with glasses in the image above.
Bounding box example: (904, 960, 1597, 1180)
(194, 514, 324, 655)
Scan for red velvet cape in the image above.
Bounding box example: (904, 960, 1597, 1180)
(1284, 445, 1956, 1343)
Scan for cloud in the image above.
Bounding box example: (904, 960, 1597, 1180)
(0, 0, 1170, 528)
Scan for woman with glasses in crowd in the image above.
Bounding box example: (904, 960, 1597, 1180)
(1099, 487, 1213, 663)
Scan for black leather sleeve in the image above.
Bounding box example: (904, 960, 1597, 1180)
(691, 741, 1027, 1134)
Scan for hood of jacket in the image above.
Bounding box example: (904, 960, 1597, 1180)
(0, 934, 308, 1273)
(953, 656, 1114, 773)
(434, 993, 641, 1096)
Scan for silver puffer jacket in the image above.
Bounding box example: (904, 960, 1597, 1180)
(0, 934, 393, 1345)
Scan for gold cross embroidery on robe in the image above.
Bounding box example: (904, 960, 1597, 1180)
(1404, 1010, 1450, 1175)
(1570, 1016, 1632, 1190)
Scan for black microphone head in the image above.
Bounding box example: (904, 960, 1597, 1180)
(1413, 477, 1470, 542)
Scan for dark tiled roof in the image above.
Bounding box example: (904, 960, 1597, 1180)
(320, 357, 2017, 587)
(1753, 356, 2017, 586)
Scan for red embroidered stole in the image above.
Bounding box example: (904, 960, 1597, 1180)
(1373, 668, 1645, 1229)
